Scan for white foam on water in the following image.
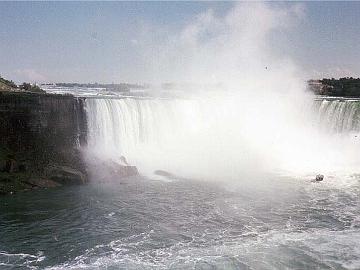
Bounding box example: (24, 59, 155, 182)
(0, 251, 45, 269)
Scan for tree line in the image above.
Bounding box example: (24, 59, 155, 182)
(309, 77, 360, 97)
(0, 75, 44, 93)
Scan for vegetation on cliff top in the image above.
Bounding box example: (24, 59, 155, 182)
(19, 82, 44, 93)
(0, 75, 45, 93)
(309, 77, 360, 97)
(0, 76, 17, 89)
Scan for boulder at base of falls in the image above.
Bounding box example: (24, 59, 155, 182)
(154, 170, 176, 179)
(102, 160, 139, 179)
(45, 165, 87, 185)
(120, 165, 138, 177)
(85, 156, 139, 181)
(24, 178, 62, 189)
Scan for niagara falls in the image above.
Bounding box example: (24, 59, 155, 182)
(1, 1, 360, 270)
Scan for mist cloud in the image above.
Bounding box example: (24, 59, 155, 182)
(136, 2, 306, 88)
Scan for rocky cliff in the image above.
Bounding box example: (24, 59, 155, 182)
(0, 92, 87, 194)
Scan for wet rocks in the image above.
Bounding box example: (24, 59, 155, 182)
(154, 170, 176, 179)
(0, 159, 7, 172)
(99, 160, 139, 179)
(45, 165, 87, 185)
(24, 178, 61, 188)
(85, 155, 139, 182)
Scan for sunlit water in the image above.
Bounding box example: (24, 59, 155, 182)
(1, 175, 360, 269)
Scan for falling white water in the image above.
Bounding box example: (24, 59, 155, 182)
(315, 99, 360, 133)
(84, 94, 360, 181)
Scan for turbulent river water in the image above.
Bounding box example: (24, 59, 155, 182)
(1, 175, 360, 270)
(1, 95, 360, 269)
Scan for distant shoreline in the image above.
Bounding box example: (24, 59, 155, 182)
(3, 75, 360, 98)
(308, 77, 360, 97)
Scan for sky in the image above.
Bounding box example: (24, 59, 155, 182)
(0, 1, 360, 84)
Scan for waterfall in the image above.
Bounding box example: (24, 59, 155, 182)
(315, 99, 360, 134)
(85, 97, 187, 158)
(85, 96, 360, 179)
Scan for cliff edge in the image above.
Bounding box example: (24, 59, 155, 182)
(0, 91, 87, 194)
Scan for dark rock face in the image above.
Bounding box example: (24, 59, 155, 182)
(0, 92, 87, 194)
(45, 165, 86, 185)
(315, 174, 324, 182)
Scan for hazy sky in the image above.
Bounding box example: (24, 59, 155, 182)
(0, 1, 359, 83)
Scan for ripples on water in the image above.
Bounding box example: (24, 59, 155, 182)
(0, 175, 360, 270)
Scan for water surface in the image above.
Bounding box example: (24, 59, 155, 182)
(1, 176, 360, 269)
